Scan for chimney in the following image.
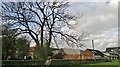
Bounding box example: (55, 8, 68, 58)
(92, 40, 94, 50)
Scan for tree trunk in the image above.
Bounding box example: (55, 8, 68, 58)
(48, 29, 52, 48)
(41, 26, 44, 47)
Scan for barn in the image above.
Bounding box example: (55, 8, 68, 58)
(63, 48, 83, 60)
(52, 48, 83, 60)
(81, 49, 104, 60)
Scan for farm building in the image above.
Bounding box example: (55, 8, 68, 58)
(27, 47, 105, 60)
(103, 53, 111, 60)
(103, 47, 120, 60)
(81, 49, 104, 60)
(63, 48, 83, 60)
(52, 48, 83, 60)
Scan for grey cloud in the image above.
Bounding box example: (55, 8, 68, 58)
(66, 2, 118, 51)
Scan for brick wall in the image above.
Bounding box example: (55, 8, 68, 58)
(64, 54, 80, 59)
(81, 49, 94, 59)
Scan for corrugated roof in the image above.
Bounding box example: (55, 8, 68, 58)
(62, 48, 83, 55)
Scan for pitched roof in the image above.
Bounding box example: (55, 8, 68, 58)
(62, 48, 83, 55)
(106, 47, 120, 49)
(105, 47, 120, 53)
(87, 49, 103, 56)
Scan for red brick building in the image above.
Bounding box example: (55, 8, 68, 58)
(53, 48, 83, 60)
(63, 48, 83, 60)
(81, 49, 104, 60)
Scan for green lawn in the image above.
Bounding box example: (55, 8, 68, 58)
(65, 60, 119, 67)
(89, 60, 118, 65)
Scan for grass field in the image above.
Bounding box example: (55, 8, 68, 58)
(89, 60, 118, 65)
(65, 60, 119, 67)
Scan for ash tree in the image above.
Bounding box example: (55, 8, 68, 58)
(1, 1, 88, 63)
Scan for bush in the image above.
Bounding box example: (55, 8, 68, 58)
(52, 53, 64, 59)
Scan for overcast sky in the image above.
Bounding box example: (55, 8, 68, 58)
(60, 0, 119, 51)
(3, 0, 118, 51)
(29, 0, 119, 51)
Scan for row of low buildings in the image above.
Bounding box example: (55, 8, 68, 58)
(103, 47, 120, 60)
(28, 47, 120, 60)
(52, 48, 104, 60)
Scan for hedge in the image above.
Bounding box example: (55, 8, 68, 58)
(50, 59, 106, 65)
(2, 60, 44, 66)
(2, 59, 106, 66)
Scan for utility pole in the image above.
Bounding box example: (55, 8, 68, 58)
(92, 40, 96, 63)
(92, 40, 94, 50)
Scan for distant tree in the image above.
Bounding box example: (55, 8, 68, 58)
(2, 24, 29, 60)
(52, 50, 64, 59)
(2, 24, 16, 60)
(15, 37, 29, 59)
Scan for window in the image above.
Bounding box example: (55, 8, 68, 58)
(111, 49, 113, 51)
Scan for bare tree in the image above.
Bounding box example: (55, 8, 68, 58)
(44, 2, 86, 48)
(1, 1, 87, 63)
